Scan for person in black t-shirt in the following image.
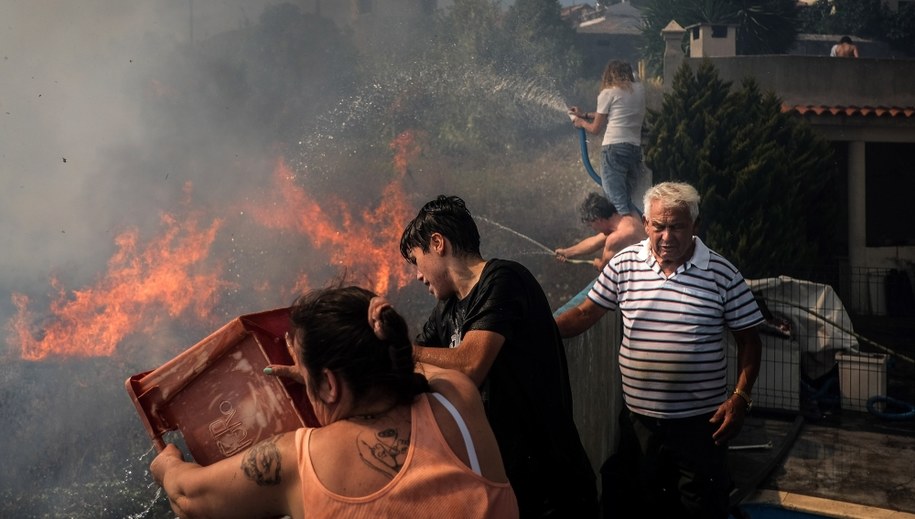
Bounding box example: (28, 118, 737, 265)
(400, 195, 598, 519)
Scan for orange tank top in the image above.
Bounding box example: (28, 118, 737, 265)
(295, 393, 518, 518)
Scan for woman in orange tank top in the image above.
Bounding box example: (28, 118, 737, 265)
(150, 285, 518, 519)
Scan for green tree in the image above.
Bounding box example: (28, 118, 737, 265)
(798, 0, 888, 38)
(409, 0, 518, 153)
(646, 61, 839, 277)
(503, 0, 582, 87)
(884, 3, 915, 53)
(444, 0, 508, 64)
(641, 0, 799, 77)
(380, 0, 583, 155)
(238, 4, 362, 138)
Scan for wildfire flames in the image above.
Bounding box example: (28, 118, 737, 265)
(8, 131, 421, 360)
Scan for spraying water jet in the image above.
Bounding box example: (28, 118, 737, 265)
(477, 216, 591, 265)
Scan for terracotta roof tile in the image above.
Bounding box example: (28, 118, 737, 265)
(782, 103, 915, 118)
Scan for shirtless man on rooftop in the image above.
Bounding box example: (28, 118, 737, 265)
(830, 36, 859, 58)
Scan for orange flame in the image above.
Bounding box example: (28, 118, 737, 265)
(390, 129, 421, 176)
(8, 130, 422, 360)
(9, 203, 227, 361)
(248, 131, 419, 295)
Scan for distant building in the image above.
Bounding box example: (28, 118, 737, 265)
(661, 21, 915, 313)
(683, 22, 738, 58)
(561, 4, 599, 26)
(565, 1, 645, 77)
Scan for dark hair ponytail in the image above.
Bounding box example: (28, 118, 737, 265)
(290, 285, 429, 407)
(376, 304, 431, 402)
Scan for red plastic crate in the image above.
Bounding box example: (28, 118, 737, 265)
(125, 308, 318, 465)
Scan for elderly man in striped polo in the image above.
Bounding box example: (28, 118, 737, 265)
(555, 181, 763, 519)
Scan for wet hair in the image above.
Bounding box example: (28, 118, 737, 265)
(840, 36, 853, 44)
(579, 192, 618, 223)
(399, 195, 481, 263)
(289, 285, 429, 406)
(601, 60, 636, 91)
(643, 182, 701, 222)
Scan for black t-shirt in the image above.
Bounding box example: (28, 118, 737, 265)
(416, 259, 596, 516)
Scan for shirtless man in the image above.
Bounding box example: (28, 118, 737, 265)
(555, 192, 647, 271)
(830, 36, 859, 58)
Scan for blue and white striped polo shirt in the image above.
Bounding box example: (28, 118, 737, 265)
(588, 237, 764, 419)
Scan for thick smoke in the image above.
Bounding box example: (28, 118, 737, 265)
(0, 1, 598, 517)
(0, 3, 295, 517)
(0, 1, 273, 337)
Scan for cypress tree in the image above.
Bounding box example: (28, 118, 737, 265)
(646, 61, 838, 277)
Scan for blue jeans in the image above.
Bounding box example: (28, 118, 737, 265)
(600, 143, 642, 216)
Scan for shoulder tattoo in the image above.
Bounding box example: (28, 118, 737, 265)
(356, 427, 410, 479)
(241, 438, 282, 486)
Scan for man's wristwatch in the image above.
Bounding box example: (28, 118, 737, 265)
(733, 388, 753, 412)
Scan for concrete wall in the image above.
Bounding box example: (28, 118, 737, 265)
(788, 36, 898, 59)
(564, 309, 622, 489)
(689, 24, 737, 58)
(682, 55, 915, 107)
